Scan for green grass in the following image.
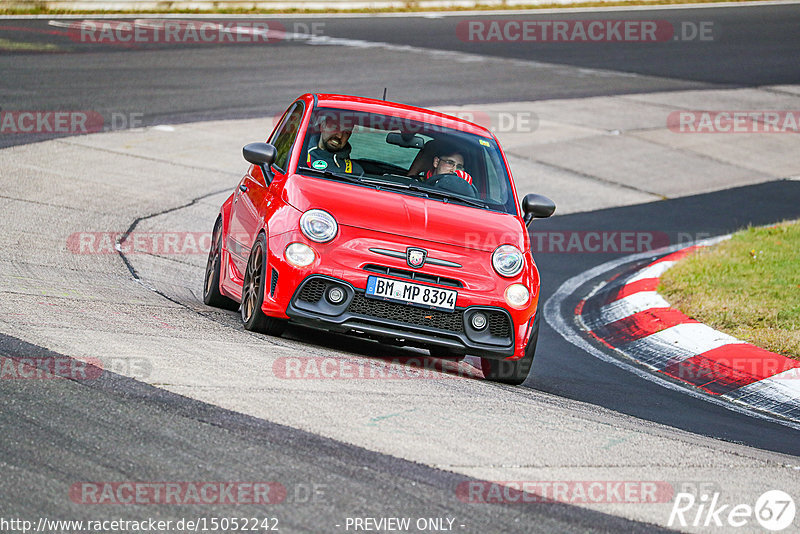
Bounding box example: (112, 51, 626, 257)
(659, 220, 800, 361)
(0, 37, 61, 51)
(0, 0, 779, 15)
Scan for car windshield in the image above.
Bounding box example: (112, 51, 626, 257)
(298, 107, 517, 214)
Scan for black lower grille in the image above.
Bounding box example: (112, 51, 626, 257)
(488, 311, 512, 338)
(347, 293, 464, 333)
(298, 278, 326, 303)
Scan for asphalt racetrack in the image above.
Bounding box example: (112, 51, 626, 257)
(1, 3, 800, 533)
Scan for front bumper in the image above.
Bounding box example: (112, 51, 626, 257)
(286, 275, 518, 360)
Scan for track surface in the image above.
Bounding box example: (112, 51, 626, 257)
(0, 336, 663, 534)
(2, 3, 799, 147)
(2, 4, 800, 533)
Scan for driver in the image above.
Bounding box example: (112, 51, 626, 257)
(306, 113, 364, 175)
(421, 149, 473, 185)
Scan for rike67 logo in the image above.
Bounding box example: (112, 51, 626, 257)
(669, 490, 796, 531)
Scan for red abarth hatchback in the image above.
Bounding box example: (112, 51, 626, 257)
(204, 94, 555, 384)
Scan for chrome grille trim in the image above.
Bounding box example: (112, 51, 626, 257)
(368, 247, 462, 268)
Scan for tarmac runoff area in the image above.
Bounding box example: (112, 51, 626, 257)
(2, 85, 800, 530)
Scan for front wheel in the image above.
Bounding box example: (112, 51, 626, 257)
(481, 313, 539, 385)
(241, 234, 286, 337)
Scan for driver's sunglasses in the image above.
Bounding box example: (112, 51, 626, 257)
(440, 158, 465, 170)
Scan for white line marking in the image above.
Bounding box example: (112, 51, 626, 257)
(544, 235, 800, 431)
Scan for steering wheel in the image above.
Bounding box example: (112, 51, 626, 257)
(423, 173, 479, 198)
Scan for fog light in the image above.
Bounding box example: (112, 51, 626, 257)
(471, 312, 487, 330)
(285, 242, 315, 267)
(327, 286, 345, 304)
(505, 284, 530, 309)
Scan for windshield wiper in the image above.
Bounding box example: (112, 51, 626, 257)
(297, 166, 365, 184)
(406, 184, 489, 208)
(381, 173, 415, 181)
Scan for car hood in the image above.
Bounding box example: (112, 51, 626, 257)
(283, 174, 525, 252)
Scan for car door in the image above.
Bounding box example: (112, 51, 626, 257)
(228, 101, 305, 274)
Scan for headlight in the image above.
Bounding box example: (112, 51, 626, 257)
(505, 284, 530, 308)
(492, 244, 524, 277)
(285, 243, 315, 267)
(300, 209, 338, 243)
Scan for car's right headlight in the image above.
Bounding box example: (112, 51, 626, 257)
(492, 244, 524, 277)
(285, 243, 315, 267)
(300, 209, 338, 243)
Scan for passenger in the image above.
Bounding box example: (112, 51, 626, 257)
(306, 113, 364, 175)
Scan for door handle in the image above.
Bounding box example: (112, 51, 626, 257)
(239, 184, 248, 193)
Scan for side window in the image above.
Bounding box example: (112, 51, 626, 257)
(270, 102, 304, 173)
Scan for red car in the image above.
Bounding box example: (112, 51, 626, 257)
(203, 94, 555, 384)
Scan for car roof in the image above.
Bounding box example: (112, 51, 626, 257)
(309, 93, 493, 138)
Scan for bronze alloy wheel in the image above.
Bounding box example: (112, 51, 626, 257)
(240, 234, 286, 336)
(241, 241, 264, 324)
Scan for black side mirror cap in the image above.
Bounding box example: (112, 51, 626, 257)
(522, 193, 556, 226)
(243, 142, 277, 183)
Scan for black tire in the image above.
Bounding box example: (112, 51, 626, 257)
(428, 346, 463, 361)
(241, 233, 286, 336)
(481, 312, 539, 385)
(203, 218, 239, 311)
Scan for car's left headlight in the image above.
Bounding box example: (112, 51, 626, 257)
(492, 244, 524, 277)
(300, 209, 338, 243)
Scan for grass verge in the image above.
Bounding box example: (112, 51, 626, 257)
(0, 37, 60, 51)
(659, 220, 800, 361)
(0, 0, 781, 16)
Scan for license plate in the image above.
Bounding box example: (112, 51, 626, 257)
(365, 276, 457, 312)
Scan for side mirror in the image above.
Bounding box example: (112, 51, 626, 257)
(522, 193, 556, 226)
(243, 142, 277, 183)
